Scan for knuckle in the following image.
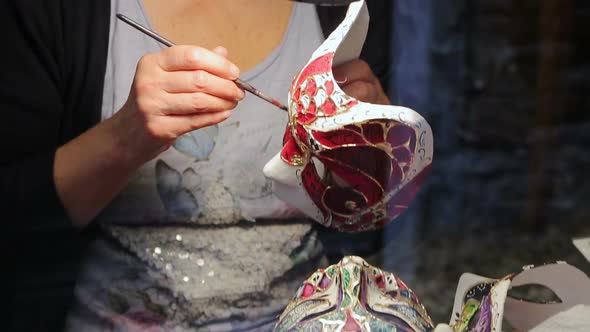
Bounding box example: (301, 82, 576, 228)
(192, 70, 208, 90)
(137, 54, 152, 69)
(133, 80, 155, 96)
(137, 53, 160, 73)
(144, 117, 175, 141)
(133, 74, 162, 96)
(348, 81, 370, 101)
(357, 60, 372, 75)
(359, 82, 371, 98)
(135, 95, 153, 112)
(144, 120, 161, 139)
(135, 93, 165, 115)
(184, 47, 203, 67)
(191, 93, 209, 112)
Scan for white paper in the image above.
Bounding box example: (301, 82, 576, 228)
(573, 237, 590, 263)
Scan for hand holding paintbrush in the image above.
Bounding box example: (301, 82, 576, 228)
(117, 14, 288, 112)
(92, 15, 265, 174)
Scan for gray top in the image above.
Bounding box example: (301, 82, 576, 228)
(99, 1, 321, 225)
(67, 1, 326, 331)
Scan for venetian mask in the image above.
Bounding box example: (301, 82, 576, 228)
(450, 262, 590, 332)
(273, 256, 434, 332)
(275, 258, 590, 332)
(263, 0, 433, 232)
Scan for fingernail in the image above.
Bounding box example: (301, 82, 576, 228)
(230, 65, 240, 79)
(334, 75, 348, 84)
(236, 88, 245, 100)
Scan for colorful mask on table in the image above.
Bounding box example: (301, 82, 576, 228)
(449, 262, 590, 332)
(273, 256, 434, 332)
(263, 0, 433, 232)
(275, 258, 590, 332)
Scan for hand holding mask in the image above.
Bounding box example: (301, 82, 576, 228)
(263, 0, 433, 232)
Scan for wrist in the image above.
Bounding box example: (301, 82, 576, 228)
(107, 106, 167, 170)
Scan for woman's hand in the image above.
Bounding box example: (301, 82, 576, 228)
(333, 59, 390, 105)
(114, 45, 244, 164)
(54, 45, 243, 227)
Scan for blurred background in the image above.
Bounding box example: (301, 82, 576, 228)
(372, 0, 590, 323)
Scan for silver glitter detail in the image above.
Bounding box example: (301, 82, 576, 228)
(178, 252, 189, 260)
(165, 263, 173, 271)
(207, 270, 215, 277)
(196, 258, 205, 267)
(154, 247, 162, 255)
(183, 276, 190, 283)
(175, 234, 183, 241)
(104, 223, 318, 321)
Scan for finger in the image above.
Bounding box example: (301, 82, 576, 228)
(157, 45, 240, 79)
(340, 80, 377, 103)
(212, 46, 228, 58)
(332, 60, 375, 84)
(166, 111, 232, 136)
(162, 92, 238, 115)
(210, 46, 246, 98)
(161, 70, 245, 100)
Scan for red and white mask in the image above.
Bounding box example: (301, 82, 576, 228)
(263, 0, 433, 232)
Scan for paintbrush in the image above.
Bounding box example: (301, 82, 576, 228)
(116, 14, 289, 112)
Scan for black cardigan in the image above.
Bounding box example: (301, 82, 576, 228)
(0, 1, 390, 330)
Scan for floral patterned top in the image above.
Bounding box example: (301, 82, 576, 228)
(66, 1, 327, 331)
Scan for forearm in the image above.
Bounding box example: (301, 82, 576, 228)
(54, 45, 242, 228)
(53, 110, 159, 228)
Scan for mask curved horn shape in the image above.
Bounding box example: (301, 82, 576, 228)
(263, 0, 433, 232)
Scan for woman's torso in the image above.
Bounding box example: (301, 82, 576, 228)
(67, 0, 326, 331)
(142, 0, 295, 72)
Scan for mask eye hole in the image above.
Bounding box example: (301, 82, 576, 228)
(374, 275, 385, 290)
(301, 283, 315, 298)
(319, 273, 331, 289)
(386, 290, 399, 297)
